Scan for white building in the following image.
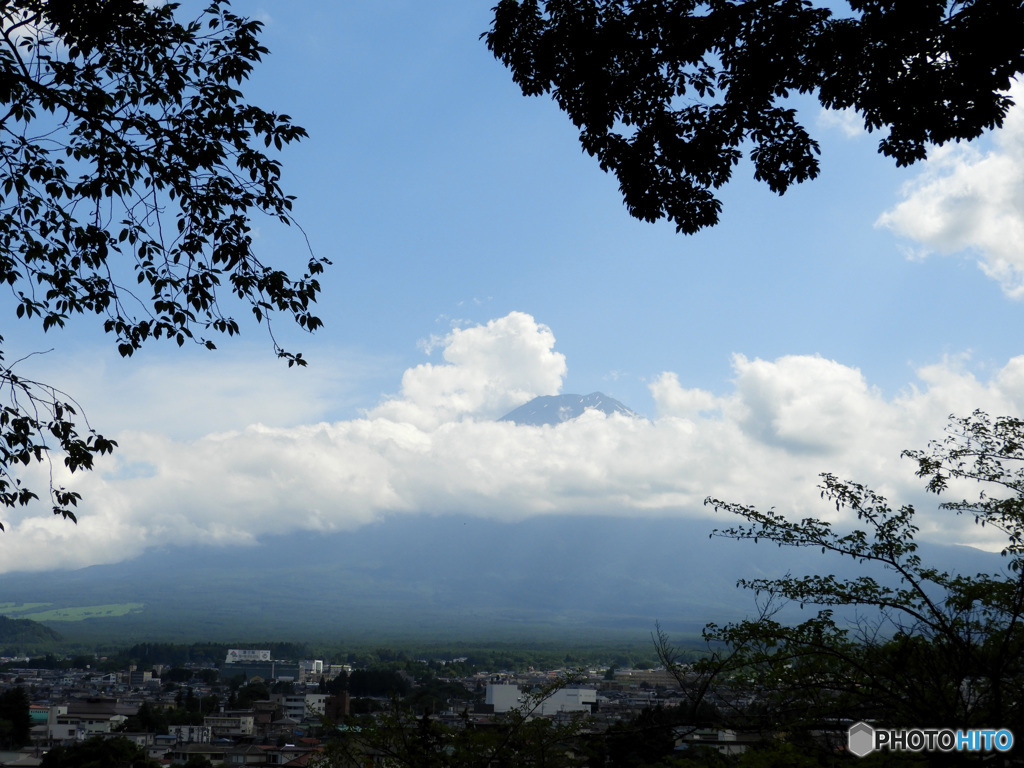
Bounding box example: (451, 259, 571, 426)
(272, 693, 327, 720)
(485, 684, 596, 716)
(224, 649, 271, 664)
(47, 700, 133, 741)
(300, 659, 324, 676)
(485, 683, 523, 713)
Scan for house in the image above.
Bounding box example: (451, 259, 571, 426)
(168, 742, 232, 765)
(674, 727, 759, 756)
(271, 693, 326, 721)
(46, 698, 137, 742)
(224, 743, 266, 765)
(204, 711, 255, 737)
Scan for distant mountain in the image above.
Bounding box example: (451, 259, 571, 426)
(499, 392, 637, 426)
(0, 515, 1001, 645)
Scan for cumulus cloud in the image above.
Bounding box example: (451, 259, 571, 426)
(1, 313, 1021, 573)
(367, 312, 566, 430)
(876, 81, 1024, 297)
(650, 372, 720, 417)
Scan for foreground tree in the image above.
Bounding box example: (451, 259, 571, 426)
(0, 0, 327, 522)
(41, 734, 161, 768)
(662, 412, 1024, 762)
(0, 686, 30, 749)
(485, 0, 1024, 233)
(317, 678, 588, 768)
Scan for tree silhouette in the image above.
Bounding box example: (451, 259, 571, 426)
(486, 0, 1024, 233)
(0, 0, 327, 523)
(0, 686, 30, 749)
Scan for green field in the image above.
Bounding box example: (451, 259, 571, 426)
(8, 604, 144, 622)
(0, 603, 53, 614)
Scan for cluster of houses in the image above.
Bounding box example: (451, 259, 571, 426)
(0, 653, 759, 766)
(44, 694, 332, 766)
(0, 652, 346, 766)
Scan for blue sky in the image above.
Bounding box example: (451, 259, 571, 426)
(2, 1, 1024, 572)
(239, 0, 1022, 407)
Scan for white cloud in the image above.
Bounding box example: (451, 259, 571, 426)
(650, 372, 719, 417)
(368, 312, 566, 430)
(0, 313, 1021, 573)
(726, 354, 882, 453)
(817, 106, 864, 138)
(876, 81, 1024, 297)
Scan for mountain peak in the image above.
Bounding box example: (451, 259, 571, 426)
(498, 392, 636, 426)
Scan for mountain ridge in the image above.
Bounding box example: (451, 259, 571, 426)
(0, 514, 1000, 644)
(499, 392, 637, 426)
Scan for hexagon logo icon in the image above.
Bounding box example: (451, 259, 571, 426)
(848, 722, 875, 757)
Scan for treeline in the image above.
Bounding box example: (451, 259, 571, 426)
(327, 669, 411, 697)
(5, 640, 670, 678)
(113, 642, 312, 668)
(9, 654, 100, 671)
(339, 645, 665, 675)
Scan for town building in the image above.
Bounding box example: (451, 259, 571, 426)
(485, 684, 597, 716)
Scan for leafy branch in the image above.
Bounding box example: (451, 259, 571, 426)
(0, 0, 328, 519)
(654, 412, 1024, 744)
